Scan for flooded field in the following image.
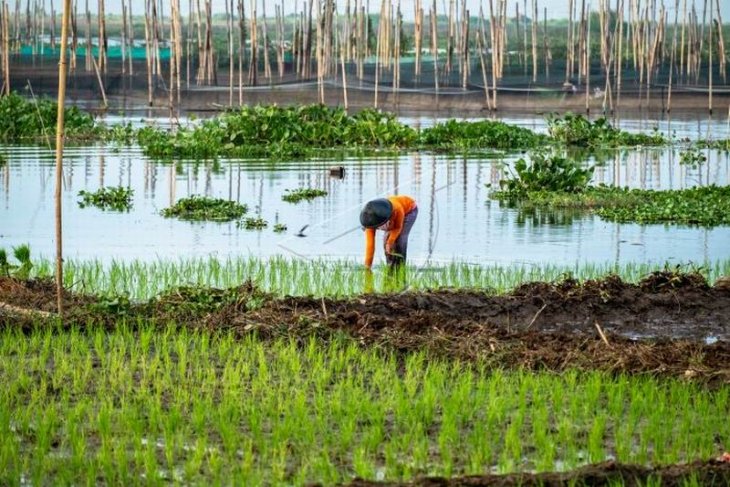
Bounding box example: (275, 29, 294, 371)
(1, 133, 729, 267)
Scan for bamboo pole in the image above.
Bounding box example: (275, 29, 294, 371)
(679, 0, 685, 83)
(238, 0, 245, 103)
(615, 0, 623, 112)
(715, 0, 726, 84)
(543, 6, 549, 80)
(97, 0, 105, 73)
(226, 0, 233, 105)
(430, 0, 438, 95)
(667, 0, 678, 111)
(248, 0, 257, 85)
(414, 0, 422, 79)
(83, 0, 90, 71)
(1, 1, 6, 95)
(316, 0, 324, 103)
(54, 0, 72, 318)
(566, 0, 573, 82)
(144, 0, 153, 104)
(531, 0, 537, 82)
(1, 1, 8, 95)
(477, 6, 492, 110)
(585, 1, 590, 113)
(340, 26, 348, 109)
(707, 0, 712, 114)
(121, 0, 127, 75)
(261, 0, 271, 80)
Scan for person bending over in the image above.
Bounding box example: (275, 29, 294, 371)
(360, 195, 418, 269)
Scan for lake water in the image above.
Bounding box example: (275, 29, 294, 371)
(2, 132, 729, 268)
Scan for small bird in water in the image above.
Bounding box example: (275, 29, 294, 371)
(296, 225, 309, 237)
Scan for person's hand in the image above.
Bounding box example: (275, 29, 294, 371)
(385, 242, 394, 254)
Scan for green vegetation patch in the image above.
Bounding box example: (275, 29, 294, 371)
(33, 256, 730, 301)
(418, 118, 545, 151)
(679, 147, 707, 168)
(0, 92, 100, 142)
(161, 196, 248, 222)
(1, 327, 728, 484)
(494, 185, 730, 227)
(282, 188, 328, 203)
(547, 113, 666, 147)
(237, 216, 268, 230)
(495, 151, 594, 194)
(137, 105, 418, 160)
(77, 187, 134, 211)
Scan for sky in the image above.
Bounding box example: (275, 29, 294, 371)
(88, 0, 730, 22)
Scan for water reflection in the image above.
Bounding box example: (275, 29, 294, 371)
(0, 144, 729, 267)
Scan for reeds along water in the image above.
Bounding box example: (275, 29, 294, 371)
(0, 0, 727, 115)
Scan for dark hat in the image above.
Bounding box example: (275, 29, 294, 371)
(360, 198, 393, 228)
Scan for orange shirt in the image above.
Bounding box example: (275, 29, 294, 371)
(364, 195, 417, 268)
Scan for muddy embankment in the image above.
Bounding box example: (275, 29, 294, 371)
(2, 272, 730, 382)
(344, 458, 730, 486)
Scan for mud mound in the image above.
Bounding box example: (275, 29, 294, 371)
(2, 275, 730, 380)
(0, 277, 96, 312)
(345, 459, 730, 486)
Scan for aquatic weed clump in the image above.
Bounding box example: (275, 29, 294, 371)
(0, 92, 99, 142)
(419, 118, 544, 151)
(494, 151, 594, 195)
(547, 113, 666, 147)
(282, 188, 328, 203)
(137, 105, 418, 160)
(493, 184, 730, 227)
(161, 196, 248, 222)
(78, 187, 134, 211)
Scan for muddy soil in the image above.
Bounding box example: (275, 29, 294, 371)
(343, 459, 730, 486)
(2, 272, 730, 380)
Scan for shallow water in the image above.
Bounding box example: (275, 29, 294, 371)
(1, 139, 729, 267)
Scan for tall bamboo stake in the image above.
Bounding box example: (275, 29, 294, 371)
(414, 0, 422, 79)
(1, 1, 8, 95)
(667, 0, 678, 111)
(715, 0, 725, 83)
(477, 5, 492, 110)
(566, 0, 573, 82)
(238, 0, 245, 103)
(144, 0, 153, 104)
(615, 0, 623, 113)
(226, 0, 233, 105)
(585, 1, 591, 113)
(530, 0, 536, 82)
(54, 0, 72, 318)
(430, 0, 438, 95)
(97, 0, 105, 73)
(707, 0, 712, 114)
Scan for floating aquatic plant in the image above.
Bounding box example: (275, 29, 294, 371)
(78, 187, 134, 211)
(282, 188, 328, 204)
(161, 196, 248, 222)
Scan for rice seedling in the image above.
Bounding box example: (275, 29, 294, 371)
(31, 256, 730, 301)
(0, 244, 32, 279)
(161, 196, 248, 222)
(1, 326, 727, 484)
(281, 188, 328, 204)
(273, 223, 287, 233)
(77, 187, 134, 211)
